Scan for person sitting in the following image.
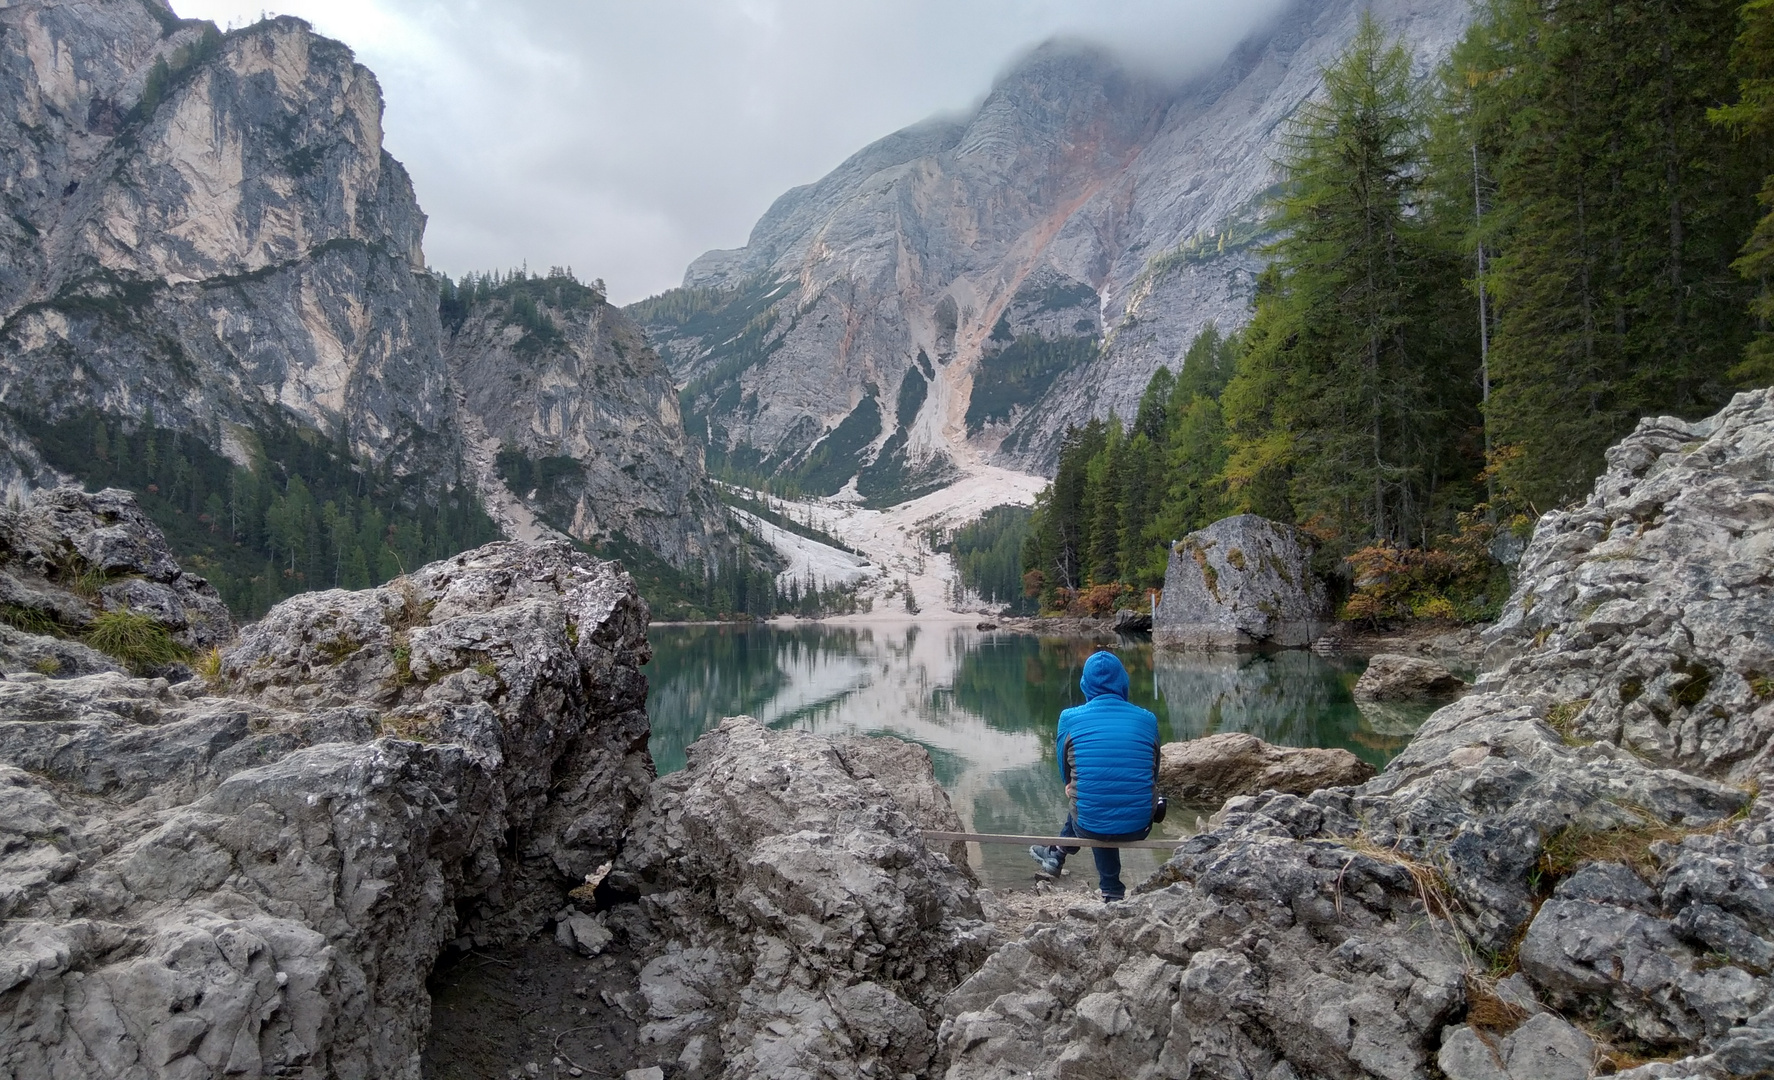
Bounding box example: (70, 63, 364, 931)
(1029, 649, 1160, 902)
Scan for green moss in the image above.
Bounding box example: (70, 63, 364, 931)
(1619, 679, 1644, 704)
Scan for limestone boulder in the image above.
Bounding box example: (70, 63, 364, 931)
(1158, 732, 1374, 805)
(608, 717, 990, 1080)
(1154, 514, 1329, 650)
(0, 536, 654, 1080)
(1354, 653, 1472, 701)
(1477, 388, 1774, 783)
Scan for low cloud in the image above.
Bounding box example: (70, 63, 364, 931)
(174, 0, 1289, 302)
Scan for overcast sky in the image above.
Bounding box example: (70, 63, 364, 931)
(173, 0, 1289, 304)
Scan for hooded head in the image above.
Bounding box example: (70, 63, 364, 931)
(1080, 650, 1130, 702)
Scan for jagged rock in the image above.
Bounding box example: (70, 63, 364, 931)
(1477, 388, 1774, 783)
(1154, 514, 1330, 651)
(0, 625, 123, 678)
(0, 487, 231, 667)
(1438, 1012, 1596, 1080)
(0, 533, 653, 1079)
(607, 717, 990, 1080)
(556, 911, 613, 957)
(1158, 732, 1374, 805)
(1355, 653, 1472, 701)
(1113, 608, 1152, 633)
(938, 389, 1774, 1080)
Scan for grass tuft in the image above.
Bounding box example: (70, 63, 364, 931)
(1543, 700, 1593, 746)
(1, 604, 62, 637)
(31, 656, 61, 676)
(196, 646, 224, 686)
(1464, 976, 1530, 1034)
(84, 608, 191, 674)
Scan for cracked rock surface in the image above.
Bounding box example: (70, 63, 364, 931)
(0, 534, 653, 1080)
(605, 718, 990, 1080)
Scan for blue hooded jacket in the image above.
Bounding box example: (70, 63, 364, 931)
(1056, 652, 1160, 835)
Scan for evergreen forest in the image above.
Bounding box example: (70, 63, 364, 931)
(1018, 1, 1774, 622)
(16, 409, 500, 619)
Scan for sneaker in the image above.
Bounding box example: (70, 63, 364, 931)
(1101, 892, 1123, 904)
(1028, 845, 1061, 877)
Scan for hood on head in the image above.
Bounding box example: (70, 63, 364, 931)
(1081, 650, 1129, 701)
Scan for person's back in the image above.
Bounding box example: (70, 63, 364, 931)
(1058, 662, 1160, 835)
(1032, 651, 1160, 900)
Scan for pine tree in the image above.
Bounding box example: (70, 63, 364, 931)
(1222, 14, 1478, 550)
(1713, 0, 1774, 385)
(1468, 0, 1771, 509)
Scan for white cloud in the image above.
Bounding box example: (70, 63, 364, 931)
(172, 0, 1288, 303)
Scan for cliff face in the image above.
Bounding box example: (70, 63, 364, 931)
(635, 0, 1470, 483)
(0, 3, 455, 478)
(0, 1, 727, 577)
(444, 275, 732, 568)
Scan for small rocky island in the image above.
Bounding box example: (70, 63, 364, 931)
(6, 392, 1774, 1078)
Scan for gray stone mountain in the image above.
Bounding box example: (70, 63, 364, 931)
(0, 0, 727, 579)
(633, 0, 1471, 490)
(442, 274, 731, 569)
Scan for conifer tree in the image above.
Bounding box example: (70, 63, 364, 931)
(1468, 0, 1771, 508)
(1714, 0, 1774, 385)
(1222, 14, 1478, 550)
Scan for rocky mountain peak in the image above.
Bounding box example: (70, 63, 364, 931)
(637, 0, 1472, 493)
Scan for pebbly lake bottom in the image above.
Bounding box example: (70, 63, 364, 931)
(646, 622, 1436, 893)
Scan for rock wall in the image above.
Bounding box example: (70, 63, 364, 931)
(0, 504, 654, 1078)
(0, 4, 458, 480)
(938, 392, 1774, 1078)
(606, 718, 990, 1079)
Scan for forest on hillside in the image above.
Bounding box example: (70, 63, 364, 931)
(995, 0, 1774, 622)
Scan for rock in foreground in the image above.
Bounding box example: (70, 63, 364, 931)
(0, 537, 653, 1079)
(1154, 514, 1329, 651)
(607, 717, 990, 1080)
(1354, 653, 1471, 701)
(1158, 731, 1375, 805)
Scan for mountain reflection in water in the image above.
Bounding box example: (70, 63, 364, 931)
(646, 623, 1432, 887)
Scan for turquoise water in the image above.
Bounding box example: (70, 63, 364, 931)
(645, 623, 1430, 887)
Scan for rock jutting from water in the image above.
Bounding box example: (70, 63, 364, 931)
(1157, 731, 1375, 806)
(1354, 653, 1472, 702)
(938, 391, 1774, 1079)
(0, 499, 653, 1079)
(1153, 513, 1331, 651)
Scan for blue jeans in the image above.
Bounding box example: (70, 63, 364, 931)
(1045, 815, 1152, 900)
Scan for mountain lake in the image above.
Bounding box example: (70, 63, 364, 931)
(646, 623, 1437, 890)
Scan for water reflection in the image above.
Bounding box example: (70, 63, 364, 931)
(646, 624, 1433, 886)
